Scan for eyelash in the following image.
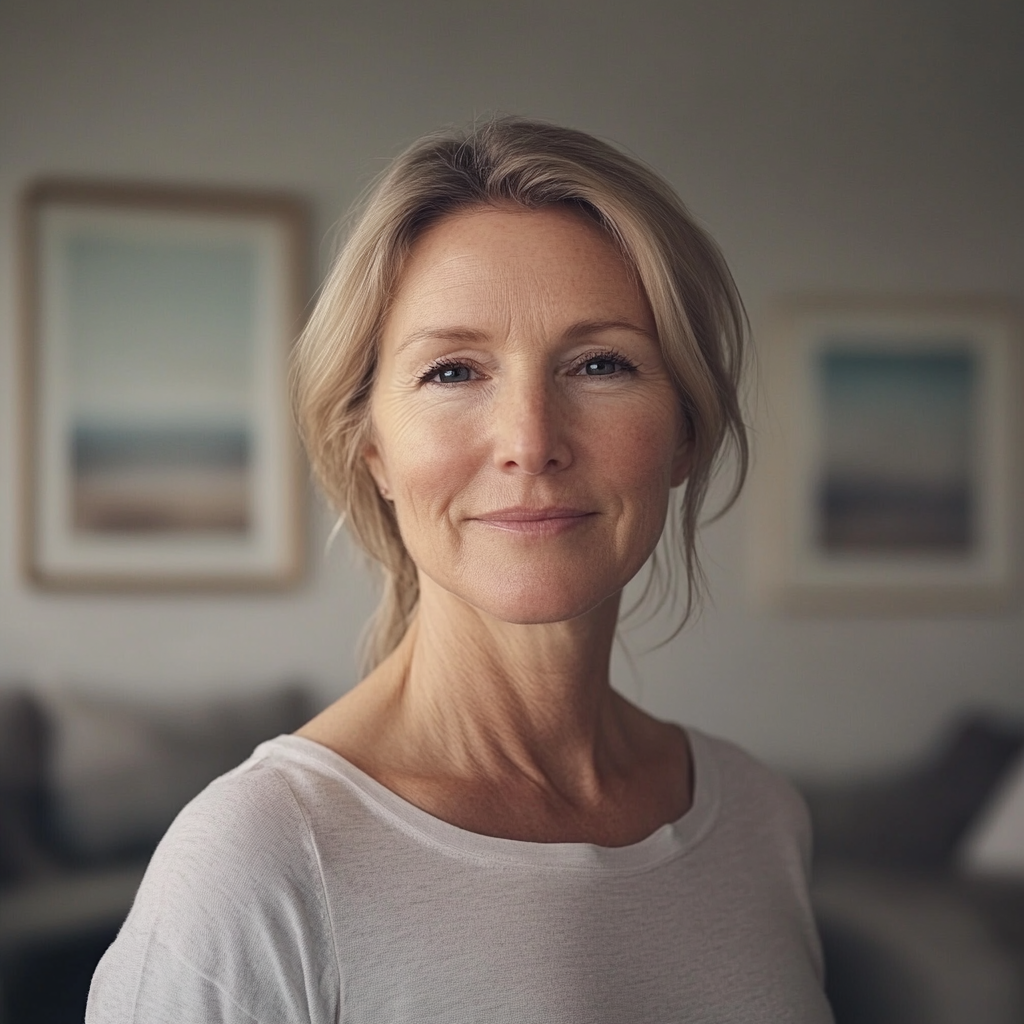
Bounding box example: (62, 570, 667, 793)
(418, 349, 638, 385)
(419, 358, 474, 385)
(575, 349, 639, 377)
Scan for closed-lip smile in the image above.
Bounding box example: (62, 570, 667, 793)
(471, 507, 594, 535)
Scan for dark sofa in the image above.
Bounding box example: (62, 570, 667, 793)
(803, 714, 1024, 1024)
(0, 684, 313, 1024)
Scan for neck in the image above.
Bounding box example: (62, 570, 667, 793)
(298, 573, 692, 843)
(381, 575, 634, 800)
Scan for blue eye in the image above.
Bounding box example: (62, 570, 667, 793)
(425, 363, 472, 383)
(438, 365, 471, 383)
(577, 350, 637, 377)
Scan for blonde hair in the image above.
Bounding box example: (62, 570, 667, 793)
(291, 116, 748, 671)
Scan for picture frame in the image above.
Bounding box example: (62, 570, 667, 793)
(750, 296, 1020, 614)
(19, 179, 310, 590)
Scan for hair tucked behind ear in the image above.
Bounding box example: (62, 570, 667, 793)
(291, 115, 748, 674)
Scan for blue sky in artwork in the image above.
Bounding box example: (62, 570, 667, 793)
(819, 342, 974, 487)
(65, 232, 256, 420)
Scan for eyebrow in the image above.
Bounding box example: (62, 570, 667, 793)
(562, 318, 656, 342)
(395, 326, 489, 356)
(395, 318, 655, 356)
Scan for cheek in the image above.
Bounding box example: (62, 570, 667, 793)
(599, 399, 680, 495)
(374, 400, 480, 524)
(595, 399, 682, 563)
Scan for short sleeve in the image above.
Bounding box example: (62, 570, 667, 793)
(86, 761, 341, 1024)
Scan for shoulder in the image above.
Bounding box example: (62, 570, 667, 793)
(686, 729, 825, 981)
(88, 740, 342, 1024)
(688, 727, 813, 864)
(134, 744, 331, 930)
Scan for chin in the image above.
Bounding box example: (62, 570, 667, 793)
(456, 566, 624, 626)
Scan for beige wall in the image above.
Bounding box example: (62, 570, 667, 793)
(1, 0, 1021, 775)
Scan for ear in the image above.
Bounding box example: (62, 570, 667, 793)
(363, 442, 393, 501)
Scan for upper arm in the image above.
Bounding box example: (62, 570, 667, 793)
(88, 932, 266, 1024)
(86, 764, 340, 1024)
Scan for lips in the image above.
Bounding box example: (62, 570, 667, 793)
(470, 507, 594, 534)
(476, 506, 589, 521)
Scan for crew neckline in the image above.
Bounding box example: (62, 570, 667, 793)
(258, 728, 721, 874)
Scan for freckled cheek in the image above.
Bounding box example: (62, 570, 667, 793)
(595, 409, 678, 496)
(383, 411, 482, 527)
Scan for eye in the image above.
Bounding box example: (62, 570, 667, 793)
(574, 350, 637, 377)
(421, 361, 473, 384)
(436, 365, 471, 383)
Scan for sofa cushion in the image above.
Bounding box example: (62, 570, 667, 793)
(961, 875, 1024, 949)
(805, 713, 1024, 869)
(813, 865, 1024, 1023)
(0, 861, 149, 953)
(41, 684, 312, 863)
(0, 689, 58, 883)
(959, 750, 1024, 880)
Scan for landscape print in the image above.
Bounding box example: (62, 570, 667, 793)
(63, 225, 256, 537)
(27, 183, 308, 587)
(816, 344, 976, 555)
(72, 421, 250, 533)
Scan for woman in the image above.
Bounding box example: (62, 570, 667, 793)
(89, 117, 833, 1022)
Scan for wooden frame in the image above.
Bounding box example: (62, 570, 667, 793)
(20, 179, 309, 590)
(750, 295, 1020, 614)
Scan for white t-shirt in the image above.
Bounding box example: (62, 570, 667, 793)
(87, 729, 833, 1023)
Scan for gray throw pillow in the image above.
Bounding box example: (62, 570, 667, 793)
(803, 713, 1024, 869)
(41, 684, 312, 862)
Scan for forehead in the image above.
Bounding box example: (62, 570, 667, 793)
(408, 203, 621, 264)
(384, 205, 652, 336)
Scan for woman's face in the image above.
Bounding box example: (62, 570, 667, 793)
(366, 204, 690, 625)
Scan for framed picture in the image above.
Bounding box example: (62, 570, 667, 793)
(19, 179, 310, 590)
(750, 296, 1020, 613)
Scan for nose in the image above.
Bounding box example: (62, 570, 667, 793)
(491, 373, 573, 475)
